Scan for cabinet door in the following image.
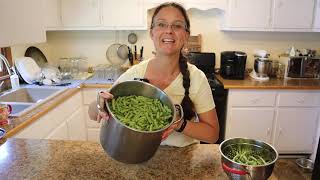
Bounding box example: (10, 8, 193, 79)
(0, 0, 46, 47)
(273, 0, 315, 28)
(274, 108, 318, 153)
(102, 0, 146, 29)
(314, 0, 320, 29)
(46, 121, 69, 140)
(61, 0, 100, 27)
(42, 0, 61, 29)
(225, 0, 272, 28)
(225, 108, 274, 144)
(67, 107, 87, 141)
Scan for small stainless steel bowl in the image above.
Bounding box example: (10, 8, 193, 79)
(296, 158, 314, 173)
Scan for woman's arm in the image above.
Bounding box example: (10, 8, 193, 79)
(177, 108, 219, 143)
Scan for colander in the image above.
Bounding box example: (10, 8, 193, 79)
(219, 138, 278, 180)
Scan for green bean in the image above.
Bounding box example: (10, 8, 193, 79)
(228, 145, 271, 166)
(108, 95, 172, 131)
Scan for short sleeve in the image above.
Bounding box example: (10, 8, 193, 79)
(193, 77, 215, 114)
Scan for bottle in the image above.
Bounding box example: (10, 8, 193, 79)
(10, 74, 20, 89)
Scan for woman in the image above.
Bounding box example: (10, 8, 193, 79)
(89, 2, 219, 147)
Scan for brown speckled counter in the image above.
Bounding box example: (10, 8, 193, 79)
(218, 75, 320, 89)
(0, 138, 312, 180)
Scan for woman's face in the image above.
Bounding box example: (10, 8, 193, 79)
(150, 6, 190, 57)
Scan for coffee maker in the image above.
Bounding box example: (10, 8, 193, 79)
(220, 51, 247, 79)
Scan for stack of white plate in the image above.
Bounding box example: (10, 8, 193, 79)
(15, 57, 41, 84)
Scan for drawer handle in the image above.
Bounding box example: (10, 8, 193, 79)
(296, 97, 305, 104)
(251, 98, 260, 104)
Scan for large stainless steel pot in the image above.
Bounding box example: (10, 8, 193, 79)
(98, 80, 183, 164)
(219, 138, 278, 180)
(254, 58, 272, 78)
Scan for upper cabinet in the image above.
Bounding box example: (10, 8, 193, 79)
(222, 0, 318, 32)
(0, 0, 46, 47)
(43, 0, 61, 28)
(144, 0, 227, 11)
(314, 0, 320, 29)
(273, 0, 315, 29)
(102, 0, 146, 29)
(223, 0, 272, 29)
(61, 0, 101, 28)
(43, 0, 146, 30)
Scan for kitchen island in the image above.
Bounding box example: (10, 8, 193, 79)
(0, 138, 311, 180)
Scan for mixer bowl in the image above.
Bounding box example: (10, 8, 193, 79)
(254, 58, 272, 78)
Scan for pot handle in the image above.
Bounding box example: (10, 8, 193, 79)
(173, 104, 184, 124)
(97, 91, 107, 113)
(222, 163, 248, 175)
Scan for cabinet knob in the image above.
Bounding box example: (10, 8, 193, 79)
(296, 97, 305, 104)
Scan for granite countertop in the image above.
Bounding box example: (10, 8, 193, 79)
(0, 138, 312, 180)
(217, 75, 320, 89)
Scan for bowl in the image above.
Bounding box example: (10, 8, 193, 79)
(219, 137, 278, 180)
(296, 158, 314, 173)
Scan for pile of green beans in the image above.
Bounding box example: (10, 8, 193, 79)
(228, 145, 272, 166)
(108, 95, 172, 131)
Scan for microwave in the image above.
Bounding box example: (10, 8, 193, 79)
(278, 56, 320, 78)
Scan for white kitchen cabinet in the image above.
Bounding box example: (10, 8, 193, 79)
(223, 0, 272, 29)
(42, 0, 61, 29)
(0, 0, 46, 47)
(67, 107, 87, 141)
(273, 0, 315, 29)
(274, 108, 318, 153)
(225, 89, 320, 154)
(46, 121, 69, 140)
(82, 88, 106, 142)
(226, 108, 274, 144)
(102, 0, 146, 29)
(314, 0, 320, 29)
(222, 0, 317, 31)
(61, 0, 101, 28)
(14, 91, 87, 141)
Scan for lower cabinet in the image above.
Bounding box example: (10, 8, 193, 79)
(226, 108, 274, 144)
(225, 89, 320, 154)
(274, 108, 318, 153)
(82, 88, 106, 142)
(14, 91, 87, 141)
(46, 121, 69, 140)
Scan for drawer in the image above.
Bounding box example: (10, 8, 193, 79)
(229, 90, 277, 107)
(82, 88, 107, 105)
(278, 91, 320, 107)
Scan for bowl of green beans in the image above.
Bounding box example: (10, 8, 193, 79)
(99, 80, 183, 164)
(219, 137, 278, 180)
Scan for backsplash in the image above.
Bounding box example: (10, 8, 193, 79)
(11, 9, 320, 69)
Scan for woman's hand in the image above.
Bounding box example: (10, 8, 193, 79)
(161, 116, 182, 141)
(88, 91, 113, 123)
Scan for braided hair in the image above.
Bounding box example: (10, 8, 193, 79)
(151, 2, 195, 120)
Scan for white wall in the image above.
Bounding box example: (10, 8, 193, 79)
(11, 8, 320, 69)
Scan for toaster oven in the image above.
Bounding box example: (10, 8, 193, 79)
(278, 56, 320, 79)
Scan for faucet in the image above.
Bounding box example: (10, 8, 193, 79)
(0, 53, 17, 92)
(0, 53, 14, 76)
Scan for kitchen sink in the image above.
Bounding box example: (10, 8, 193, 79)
(0, 87, 65, 117)
(0, 87, 63, 103)
(5, 103, 33, 117)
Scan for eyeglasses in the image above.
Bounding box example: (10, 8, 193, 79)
(152, 21, 189, 32)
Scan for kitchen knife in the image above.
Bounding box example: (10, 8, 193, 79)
(140, 46, 144, 60)
(128, 46, 133, 65)
(134, 45, 137, 60)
